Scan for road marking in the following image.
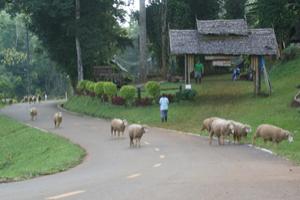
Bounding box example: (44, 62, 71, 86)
(153, 163, 162, 168)
(46, 190, 85, 200)
(154, 148, 160, 152)
(127, 173, 141, 179)
(160, 155, 165, 159)
(144, 141, 150, 145)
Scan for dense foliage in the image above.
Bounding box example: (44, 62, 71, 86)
(0, 11, 69, 100)
(3, 0, 131, 85)
(145, 81, 160, 99)
(120, 85, 136, 105)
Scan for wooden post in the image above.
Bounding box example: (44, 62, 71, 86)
(184, 55, 187, 85)
(251, 56, 260, 96)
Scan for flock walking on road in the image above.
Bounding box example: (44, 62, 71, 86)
(27, 105, 294, 148)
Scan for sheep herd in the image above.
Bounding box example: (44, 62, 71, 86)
(202, 117, 294, 145)
(111, 118, 148, 148)
(28, 106, 294, 147)
(29, 107, 63, 128)
(111, 116, 294, 148)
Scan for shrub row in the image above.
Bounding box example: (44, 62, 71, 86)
(76, 80, 194, 106)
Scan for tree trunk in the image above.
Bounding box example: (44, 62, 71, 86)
(75, 0, 84, 82)
(139, 0, 147, 82)
(161, 0, 168, 79)
(25, 27, 30, 95)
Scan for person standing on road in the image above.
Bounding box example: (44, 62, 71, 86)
(159, 94, 169, 123)
(194, 61, 204, 84)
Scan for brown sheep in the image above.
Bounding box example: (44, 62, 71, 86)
(128, 124, 147, 148)
(201, 117, 221, 132)
(30, 107, 37, 121)
(230, 120, 252, 144)
(54, 112, 63, 128)
(253, 124, 294, 145)
(111, 118, 127, 137)
(210, 119, 235, 145)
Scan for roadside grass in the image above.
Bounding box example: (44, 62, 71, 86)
(0, 115, 86, 182)
(65, 58, 300, 163)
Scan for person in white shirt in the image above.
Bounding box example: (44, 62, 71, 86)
(159, 94, 169, 122)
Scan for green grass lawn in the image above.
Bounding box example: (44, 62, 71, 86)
(65, 57, 300, 163)
(0, 115, 86, 182)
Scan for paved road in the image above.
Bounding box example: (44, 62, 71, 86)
(1, 101, 300, 200)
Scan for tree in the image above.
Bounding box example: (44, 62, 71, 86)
(250, 0, 296, 49)
(139, 0, 147, 81)
(4, 0, 130, 86)
(75, 0, 83, 81)
(224, 0, 247, 19)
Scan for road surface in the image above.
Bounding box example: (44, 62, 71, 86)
(1, 101, 300, 200)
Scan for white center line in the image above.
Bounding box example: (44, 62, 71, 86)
(144, 141, 150, 145)
(46, 190, 85, 200)
(127, 173, 141, 179)
(154, 148, 160, 152)
(153, 163, 162, 168)
(160, 155, 165, 159)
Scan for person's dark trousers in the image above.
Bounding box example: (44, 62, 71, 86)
(164, 110, 168, 122)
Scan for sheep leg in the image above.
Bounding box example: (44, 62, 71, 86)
(130, 137, 133, 147)
(117, 131, 120, 137)
(221, 135, 225, 145)
(209, 132, 213, 145)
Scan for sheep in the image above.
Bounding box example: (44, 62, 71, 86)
(111, 118, 128, 137)
(128, 124, 147, 148)
(54, 112, 63, 128)
(30, 107, 37, 121)
(253, 124, 294, 145)
(209, 118, 235, 145)
(230, 120, 252, 144)
(201, 117, 221, 132)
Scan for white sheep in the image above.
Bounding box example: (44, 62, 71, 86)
(128, 124, 147, 148)
(54, 112, 63, 128)
(253, 124, 294, 145)
(201, 117, 221, 132)
(30, 107, 37, 121)
(230, 120, 252, 144)
(111, 118, 128, 137)
(210, 118, 235, 145)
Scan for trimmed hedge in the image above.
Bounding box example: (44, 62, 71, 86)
(120, 85, 136, 105)
(103, 82, 117, 101)
(145, 81, 160, 100)
(76, 80, 89, 93)
(94, 82, 105, 97)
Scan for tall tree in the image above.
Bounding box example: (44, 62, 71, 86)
(250, 0, 295, 49)
(75, 0, 83, 81)
(161, 0, 168, 78)
(3, 0, 130, 85)
(224, 0, 247, 19)
(139, 0, 147, 81)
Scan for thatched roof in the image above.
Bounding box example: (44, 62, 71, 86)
(169, 28, 278, 56)
(196, 19, 248, 36)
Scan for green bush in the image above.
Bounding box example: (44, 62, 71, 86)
(282, 44, 300, 62)
(103, 82, 117, 100)
(76, 80, 89, 92)
(86, 81, 96, 93)
(94, 82, 105, 97)
(120, 85, 136, 105)
(145, 81, 160, 99)
(176, 89, 197, 101)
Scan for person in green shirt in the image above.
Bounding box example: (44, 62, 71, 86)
(194, 61, 204, 84)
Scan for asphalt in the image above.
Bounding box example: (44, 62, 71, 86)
(1, 101, 300, 200)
